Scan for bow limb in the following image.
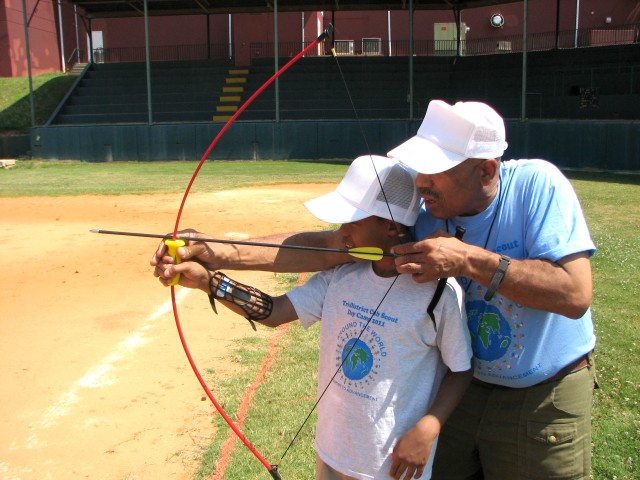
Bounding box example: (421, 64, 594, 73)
(172, 25, 333, 238)
(168, 27, 333, 480)
(170, 288, 281, 478)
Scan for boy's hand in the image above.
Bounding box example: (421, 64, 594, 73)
(158, 260, 210, 292)
(390, 415, 440, 479)
(151, 229, 222, 272)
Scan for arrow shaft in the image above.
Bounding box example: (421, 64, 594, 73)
(91, 229, 396, 258)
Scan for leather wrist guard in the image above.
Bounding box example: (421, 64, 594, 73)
(208, 271, 274, 331)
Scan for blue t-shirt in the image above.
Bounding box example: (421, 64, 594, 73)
(413, 159, 596, 388)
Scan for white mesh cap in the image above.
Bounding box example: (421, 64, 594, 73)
(304, 155, 421, 227)
(387, 100, 508, 174)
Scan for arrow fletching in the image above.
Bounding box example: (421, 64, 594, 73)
(347, 247, 384, 261)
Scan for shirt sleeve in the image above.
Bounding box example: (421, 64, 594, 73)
(285, 269, 333, 329)
(435, 280, 473, 373)
(520, 161, 596, 262)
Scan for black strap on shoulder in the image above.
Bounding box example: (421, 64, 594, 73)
(427, 226, 465, 329)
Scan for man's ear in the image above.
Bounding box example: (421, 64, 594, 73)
(479, 158, 500, 185)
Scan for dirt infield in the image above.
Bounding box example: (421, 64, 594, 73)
(0, 184, 332, 480)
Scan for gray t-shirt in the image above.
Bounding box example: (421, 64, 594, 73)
(287, 262, 472, 480)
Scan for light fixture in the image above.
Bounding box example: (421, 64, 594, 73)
(490, 13, 505, 28)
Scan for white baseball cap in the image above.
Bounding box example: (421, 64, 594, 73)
(387, 100, 508, 174)
(304, 155, 421, 227)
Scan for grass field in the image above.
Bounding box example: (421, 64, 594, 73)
(0, 160, 349, 196)
(1, 160, 638, 479)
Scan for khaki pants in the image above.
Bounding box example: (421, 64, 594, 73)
(432, 359, 595, 480)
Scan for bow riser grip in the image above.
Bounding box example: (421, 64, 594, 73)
(164, 239, 186, 286)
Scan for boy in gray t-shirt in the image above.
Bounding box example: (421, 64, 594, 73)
(160, 155, 472, 480)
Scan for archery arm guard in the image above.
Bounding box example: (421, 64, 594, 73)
(208, 271, 274, 331)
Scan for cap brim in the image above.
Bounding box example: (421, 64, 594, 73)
(387, 136, 466, 174)
(304, 191, 371, 224)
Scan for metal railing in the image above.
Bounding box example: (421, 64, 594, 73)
(96, 43, 232, 63)
(256, 23, 639, 59)
(65, 47, 87, 71)
(92, 23, 638, 65)
(463, 24, 639, 56)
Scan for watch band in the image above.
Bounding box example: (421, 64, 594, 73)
(484, 255, 511, 301)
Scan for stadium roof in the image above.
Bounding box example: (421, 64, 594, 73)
(73, 0, 522, 19)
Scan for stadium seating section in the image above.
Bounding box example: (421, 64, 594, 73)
(50, 44, 639, 125)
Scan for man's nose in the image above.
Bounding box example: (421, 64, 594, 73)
(415, 173, 433, 188)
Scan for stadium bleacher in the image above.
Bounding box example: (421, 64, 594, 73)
(52, 59, 233, 124)
(49, 44, 639, 125)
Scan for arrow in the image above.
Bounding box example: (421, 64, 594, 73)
(91, 229, 396, 261)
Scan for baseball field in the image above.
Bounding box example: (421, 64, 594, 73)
(0, 161, 638, 479)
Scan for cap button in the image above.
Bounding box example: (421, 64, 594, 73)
(548, 435, 557, 444)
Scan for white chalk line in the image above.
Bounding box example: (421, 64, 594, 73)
(13, 288, 192, 452)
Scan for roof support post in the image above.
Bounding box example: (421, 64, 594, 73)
(74, 4, 81, 62)
(228, 14, 233, 60)
(144, 0, 153, 124)
(21, 0, 36, 128)
(408, 0, 414, 119)
(88, 18, 93, 63)
(555, 0, 560, 50)
(274, 0, 280, 122)
(58, 0, 66, 72)
(454, 8, 462, 57)
(207, 14, 211, 59)
(520, 0, 528, 121)
(574, 0, 580, 48)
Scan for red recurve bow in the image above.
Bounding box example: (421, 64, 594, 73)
(166, 26, 333, 480)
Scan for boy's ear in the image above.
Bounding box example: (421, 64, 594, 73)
(386, 219, 406, 237)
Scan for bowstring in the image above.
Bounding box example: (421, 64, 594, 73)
(279, 47, 402, 464)
(279, 275, 399, 462)
(330, 48, 398, 227)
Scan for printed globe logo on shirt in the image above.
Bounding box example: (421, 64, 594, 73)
(335, 301, 396, 399)
(335, 331, 381, 400)
(466, 297, 536, 380)
(467, 300, 512, 361)
(341, 339, 375, 381)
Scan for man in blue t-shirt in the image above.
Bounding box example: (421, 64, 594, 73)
(386, 100, 596, 479)
(152, 100, 596, 480)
